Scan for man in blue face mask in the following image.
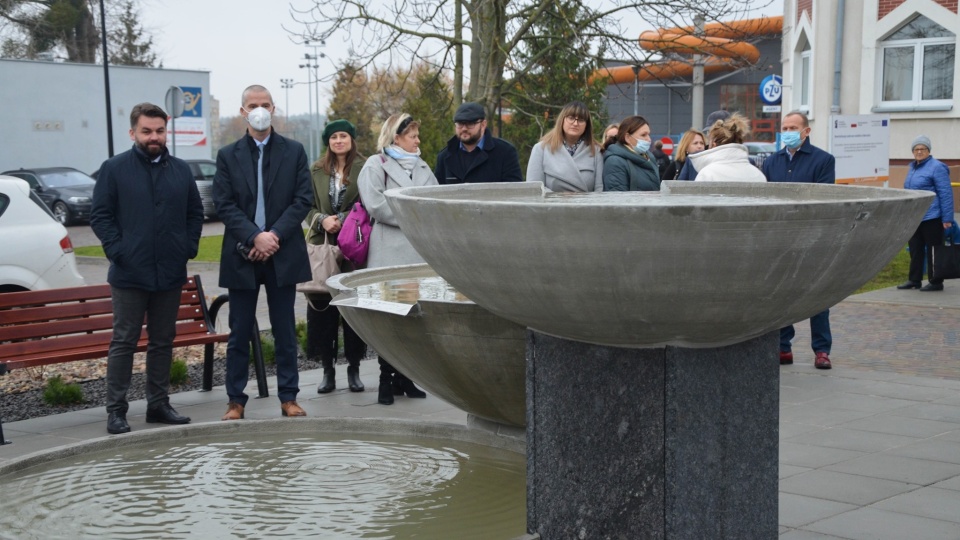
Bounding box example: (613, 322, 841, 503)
(762, 111, 836, 370)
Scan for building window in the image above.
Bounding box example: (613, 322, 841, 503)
(879, 15, 954, 107)
(800, 43, 811, 110)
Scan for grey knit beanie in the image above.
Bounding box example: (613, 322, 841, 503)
(911, 135, 932, 152)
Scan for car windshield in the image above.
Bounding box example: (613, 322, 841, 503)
(40, 170, 96, 188)
(747, 143, 776, 155)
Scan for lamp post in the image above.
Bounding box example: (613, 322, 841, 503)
(305, 39, 325, 152)
(98, 0, 114, 157)
(298, 60, 318, 159)
(280, 78, 294, 118)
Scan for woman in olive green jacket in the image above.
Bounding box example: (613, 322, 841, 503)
(305, 119, 367, 394)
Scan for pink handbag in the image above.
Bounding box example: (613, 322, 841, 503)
(338, 202, 372, 265)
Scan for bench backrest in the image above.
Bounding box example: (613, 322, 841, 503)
(0, 276, 218, 368)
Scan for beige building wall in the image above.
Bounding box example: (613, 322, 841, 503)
(781, 0, 960, 162)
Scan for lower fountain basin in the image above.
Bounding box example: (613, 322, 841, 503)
(0, 419, 526, 539)
(384, 181, 933, 348)
(327, 264, 527, 427)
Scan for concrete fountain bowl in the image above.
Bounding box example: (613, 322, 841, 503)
(327, 264, 527, 428)
(384, 180, 933, 348)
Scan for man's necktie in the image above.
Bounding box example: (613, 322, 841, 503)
(255, 143, 266, 229)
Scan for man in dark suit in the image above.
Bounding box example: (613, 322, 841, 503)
(434, 102, 523, 184)
(213, 84, 313, 420)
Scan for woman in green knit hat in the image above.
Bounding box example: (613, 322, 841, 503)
(304, 119, 367, 393)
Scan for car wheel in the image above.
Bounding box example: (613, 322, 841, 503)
(52, 201, 72, 225)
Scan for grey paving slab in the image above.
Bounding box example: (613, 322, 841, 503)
(781, 464, 814, 480)
(892, 403, 960, 423)
(780, 405, 877, 428)
(933, 475, 960, 491)
(781, 421, 827, 440)
(780, 442, 866, 468)
(778, 531, 849, 540)
(804, 507, 960, 540)
(837, 415, 959, 438)
(779, 470, 919, 506)
(779, 493, 858, 528)
(804, 393, 920, 414)
(872, 487, 960, 524)
(783, 427, 921, 453)
(845, 381, 957, 402)
(823, 454, 960, 485)
(887, 439, 960, 465)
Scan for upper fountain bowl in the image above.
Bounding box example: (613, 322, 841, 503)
(385, 181, 933, 348)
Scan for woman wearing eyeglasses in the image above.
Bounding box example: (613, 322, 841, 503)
(897, 135, 954, 292)
(358, 112, 437, 404)
(601, 115, 661, 191)
(525, 101, 603, 192)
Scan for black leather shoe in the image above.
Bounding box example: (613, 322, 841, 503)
(347, 366, 364, 392)
(317, 369, 336, 394)
(107, 412, 131, 434)
(896, 281, 922, 290)
(146, 403, 191, 425)
(920, 283, 944, 291)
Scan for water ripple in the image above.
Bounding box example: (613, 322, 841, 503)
(0, 434, 525, 539)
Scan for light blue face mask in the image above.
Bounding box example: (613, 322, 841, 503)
(634, 139, 651, 154)
(781, 131, 802, 149)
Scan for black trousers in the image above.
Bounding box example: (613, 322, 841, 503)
(305, 293, 366, 365)
(908, 218, 945, 285)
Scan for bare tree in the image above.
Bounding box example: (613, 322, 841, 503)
(291, 0, 771, 115)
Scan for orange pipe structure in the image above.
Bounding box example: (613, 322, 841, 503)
(595, 16, 783, 85)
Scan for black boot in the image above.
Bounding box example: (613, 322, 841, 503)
(378, 357, 394, 405)
(395, 371, 426, 398)
(317, 357, 335, 394)
(347, 359, 364, 392)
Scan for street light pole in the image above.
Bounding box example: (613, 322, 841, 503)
(280, 78, 294, 118)
(305, 40, 325, 153)
(298, 61, 317, 160)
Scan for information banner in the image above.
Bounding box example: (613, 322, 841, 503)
(829, 114, 890, 184)
(166, 86, 207, 146)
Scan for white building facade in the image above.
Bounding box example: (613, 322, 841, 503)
(781, 0, 958, 164)
(0, 59, 213, 175)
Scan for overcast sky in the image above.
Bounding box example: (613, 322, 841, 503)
(139, 0, 783, 118)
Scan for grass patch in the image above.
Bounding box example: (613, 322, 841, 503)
(854, 247, 910, 294)
(170, 358, 189, 387)
(296, 319, 308, 355)
(251, 332, 276, 365)
(75, 236, 224, 262)
(42, 375, 84, 406)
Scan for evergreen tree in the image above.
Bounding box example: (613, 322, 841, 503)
(326, 62, 378, 158)
(108, 0, 157, 67)
(499, 0, 610, 173)
(402, 65, 453, 170)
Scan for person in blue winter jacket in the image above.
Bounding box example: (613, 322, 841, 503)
(896, 135, 954, 292)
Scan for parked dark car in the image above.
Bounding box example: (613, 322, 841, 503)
(1, 167, 96, 225)
(90, 158, 219, 219)
(743, 142, 777, 169)
(186, 159, 218, 219)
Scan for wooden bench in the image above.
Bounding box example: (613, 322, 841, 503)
(0, 275, 267, 444)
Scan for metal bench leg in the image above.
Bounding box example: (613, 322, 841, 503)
(0, 415, 10, 445)
(251, 321, 269, 398)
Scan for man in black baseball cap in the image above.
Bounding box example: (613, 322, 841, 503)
(434, 102, 523, 184)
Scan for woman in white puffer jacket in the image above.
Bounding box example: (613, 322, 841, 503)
(689, 113, 766, 183)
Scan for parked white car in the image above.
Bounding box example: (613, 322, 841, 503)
(0, 176, 86, 292)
